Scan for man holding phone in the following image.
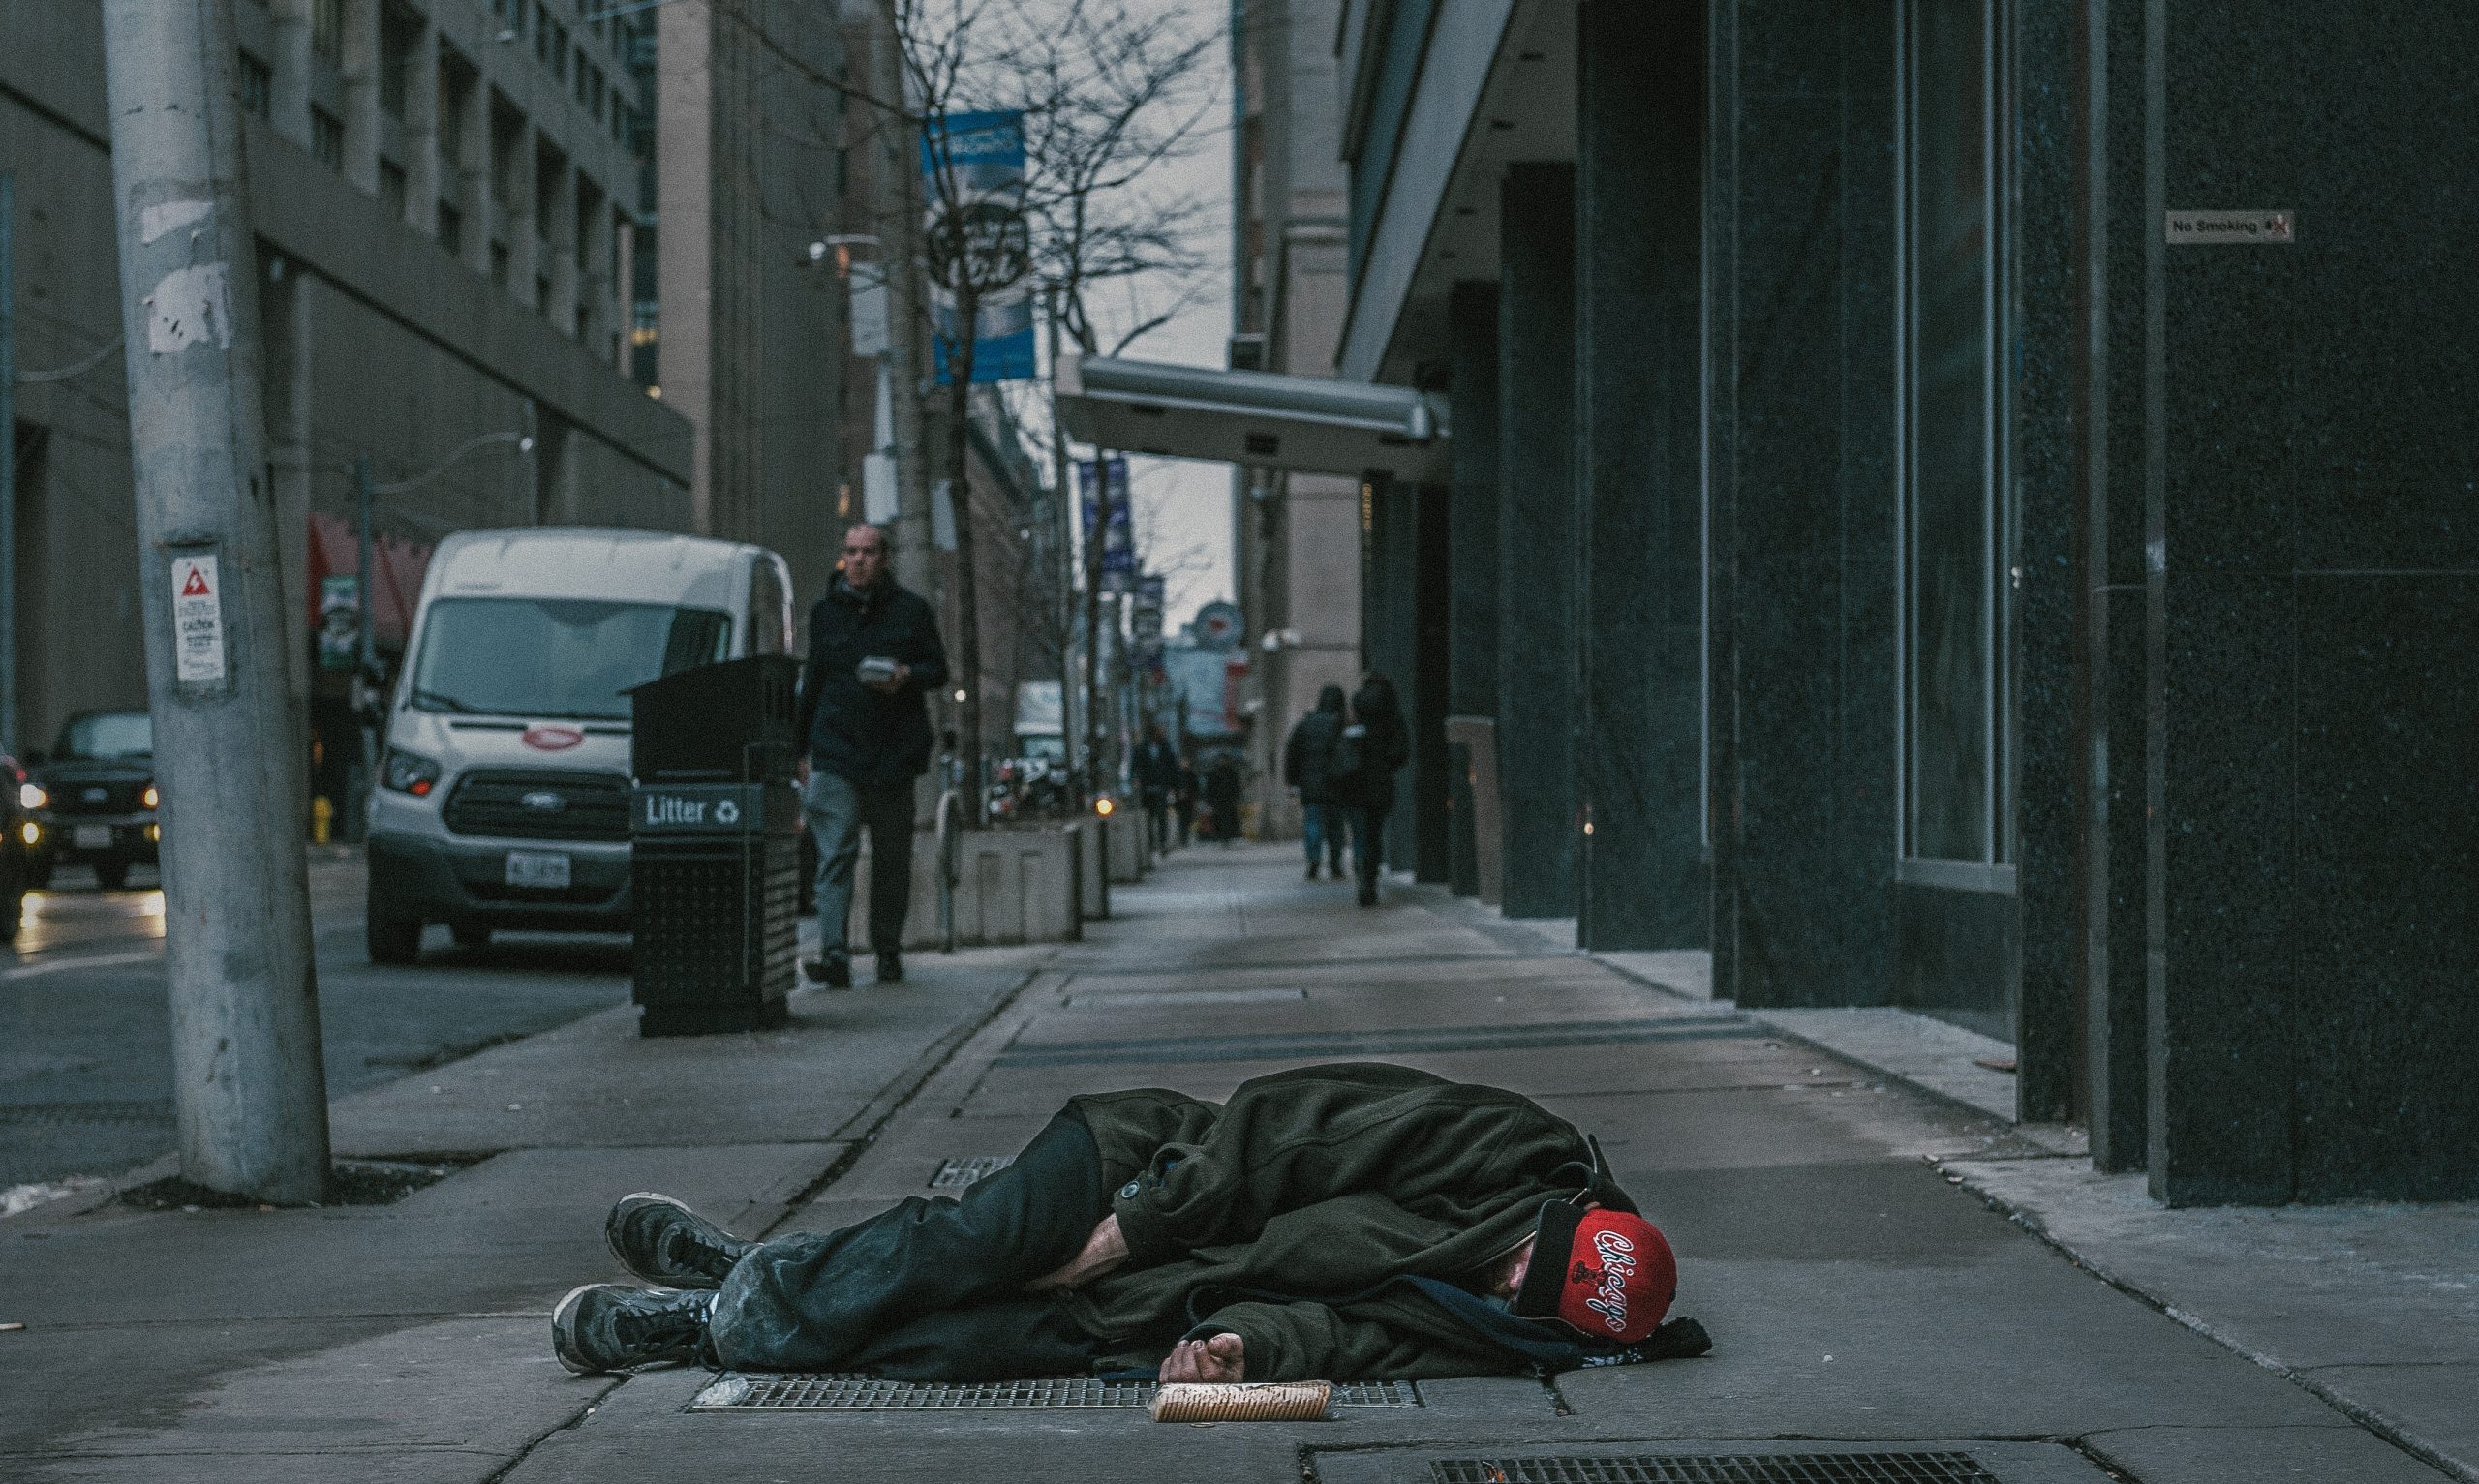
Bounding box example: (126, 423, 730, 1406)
(794, 523, 950, 987)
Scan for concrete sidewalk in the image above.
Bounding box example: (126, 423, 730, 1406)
(3, 844, 2468, 1483)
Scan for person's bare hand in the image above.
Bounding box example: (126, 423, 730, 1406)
(1157, 1332, 1245, 1383)
(1025, 1214, 1128, 1291)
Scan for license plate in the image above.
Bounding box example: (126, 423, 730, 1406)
(74, 825, 112, 851)
(505, 851, 571, 890)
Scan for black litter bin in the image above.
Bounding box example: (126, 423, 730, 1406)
(628, 656, 801, 1036)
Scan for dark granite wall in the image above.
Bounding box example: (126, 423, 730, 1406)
(2079, 0, 2152, 1171)
(1446, 282, 1502, 898)
(1574, 0, 1709, 951)
(1410, 485, 1453, 882)
(1702, 0, 1742, 1001)
(1719, 0, 1898, 1006)
(2143, 0, 2479, 1203)
(1495, 163, 1579, 920)
(1448, 285, 1497, 901)
(2009, 0, 2080, 1122)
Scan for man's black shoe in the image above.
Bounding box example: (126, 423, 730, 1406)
(1358, 880, 1378, 907)
(551, 1284, 714, 1375)
(876, 950, 903, 984)
(1305, 863, 1319, 880)
(606, 1192, 755, 1289)
(802, 955, 853, 989)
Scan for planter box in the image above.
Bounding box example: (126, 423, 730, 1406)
(849, 823, 1082, 949)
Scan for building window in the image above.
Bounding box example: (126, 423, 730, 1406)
(551, 22, 570, 83)
(239, 52, 272, 121)
(380, 160, 408, 220)
(1896, 0, 2013, 871)
(310, 106, 346, 170)
(439, 199, 464, 255)
(379, 6, 415, 120)
(311, 0, 343, 68)
(491, 241, 510, 288)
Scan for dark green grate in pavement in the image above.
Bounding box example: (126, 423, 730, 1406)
(929, 1155, 1016, 1188)
(690, 1374, 1421, 1409)
(1430, 1455, 2001, 1484)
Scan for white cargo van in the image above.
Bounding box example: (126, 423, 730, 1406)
(364, 528, 794, 962)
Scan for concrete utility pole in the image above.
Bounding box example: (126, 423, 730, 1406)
(2, 169, 17, 754)
(101, 0, 330, 1203)
(867, 8, 934, 597)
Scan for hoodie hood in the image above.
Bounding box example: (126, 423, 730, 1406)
(1317, 685, 1346, 713)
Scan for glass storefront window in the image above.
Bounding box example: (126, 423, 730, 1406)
(1899, 0, 2012, 870)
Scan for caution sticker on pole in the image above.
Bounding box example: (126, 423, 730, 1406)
(171, 551, 228, 689)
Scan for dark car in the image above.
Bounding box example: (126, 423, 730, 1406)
(0, 752, 30, 937)
(25, 710, 160, 891)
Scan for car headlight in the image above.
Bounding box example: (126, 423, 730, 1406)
(380, 748, 443, 797)
(18, 782, 44, 810)
(141, 784, 160, 810)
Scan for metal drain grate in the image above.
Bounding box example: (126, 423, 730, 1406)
(1429, 1455, 2001, 1484)
(929, 1155, 1016, 1189)
(692, 1374, 1421, 1410)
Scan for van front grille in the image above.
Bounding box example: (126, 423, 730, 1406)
(443, 769, 631, 841)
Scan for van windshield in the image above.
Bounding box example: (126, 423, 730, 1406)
(409, 598, 733, 721)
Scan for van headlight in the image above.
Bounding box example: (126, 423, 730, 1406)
(17, 782, 44, 810)
(142, 784, 160, 810)
(380, 748, 443, 798)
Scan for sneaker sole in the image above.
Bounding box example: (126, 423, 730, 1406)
(550, 1283, 605, 1375)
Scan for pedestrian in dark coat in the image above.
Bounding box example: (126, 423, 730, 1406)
(1202, 750, 1243, 844)
(1132, 724, 1179, 855)
(1283, 684, 1348, 880)
(1333, 673, 1410, 906)
(792, 524, 949, 987)
(1172, 759, 1199, 846)
(554, 1063, 1711, 1382)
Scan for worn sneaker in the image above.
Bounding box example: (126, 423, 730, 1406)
(876, 950, 903, 984)
(605, 1192, 754, 1288)
(802, 954, 853, 989)
(550, 1284, 714, 1375)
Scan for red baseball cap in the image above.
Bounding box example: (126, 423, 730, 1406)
(1511, 1200, 1677, 1345)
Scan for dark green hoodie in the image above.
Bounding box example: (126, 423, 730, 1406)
(1056, 1062, 1638, 1379)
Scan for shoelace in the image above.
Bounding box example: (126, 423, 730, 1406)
(614, 1294, 708, 1355)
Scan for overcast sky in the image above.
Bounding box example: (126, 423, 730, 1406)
(1018, 0, 1238, 635)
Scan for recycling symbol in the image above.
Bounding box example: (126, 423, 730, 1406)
(716, 799, 741, 825)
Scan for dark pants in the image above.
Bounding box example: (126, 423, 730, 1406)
(709, 1113, 1110, 1378)
(1142, 790, 1171, 853)
(1349, 805, 1390, 888)
(806, 770, 915, 960)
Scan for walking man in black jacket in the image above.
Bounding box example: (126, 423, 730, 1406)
(551, 1063, 1708, 1382)
(793, 524, 949, 987)
(1283, 684, 1348, 879)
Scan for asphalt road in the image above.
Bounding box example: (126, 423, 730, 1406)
(0, 854, 630, 1191)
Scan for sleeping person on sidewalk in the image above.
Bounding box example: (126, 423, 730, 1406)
(551, 1062, 1712, 1381)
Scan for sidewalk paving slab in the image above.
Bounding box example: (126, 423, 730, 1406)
(9, 842, 2472, 1484)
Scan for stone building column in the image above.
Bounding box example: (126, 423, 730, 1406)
(405, 18, 442, 236)
(548, 153, 580, 333)
(1574, 0, 1706, 951)
(341, 0, 381, 194)
(508, 122, 539, 309)
(1493, 162, 1578, 922)
(268, 0, 314, 147)
(1446, 280, 1500, 901)
(457, 77, 492, 277)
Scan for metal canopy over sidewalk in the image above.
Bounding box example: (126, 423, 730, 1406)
(1053, 351, 1452, 484)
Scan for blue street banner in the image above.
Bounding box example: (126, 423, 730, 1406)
(1077, 458, 1135, 591)
(923, 110, 1035, 384)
